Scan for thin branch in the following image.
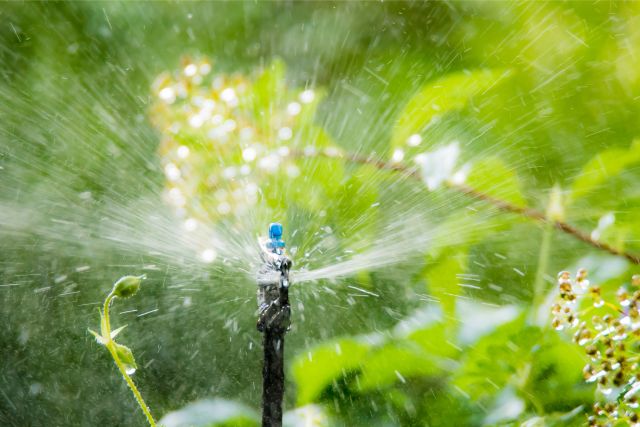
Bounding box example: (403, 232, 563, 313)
(295, 149, 640, 265)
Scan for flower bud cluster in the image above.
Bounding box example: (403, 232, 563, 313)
(552, 270, 640, 426)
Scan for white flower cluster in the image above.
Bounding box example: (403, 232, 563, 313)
(552, 270, 640, 426)
(151, 59, 320, 225)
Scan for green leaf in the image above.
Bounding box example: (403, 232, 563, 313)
(483, 386, 525, 425)
(452, 317, 542, 402)
(408, 322, 460, 359)
(358, 340, 442, 391)
(391, 69, 511, 149)
(159, 398, 260, 427)
(528, 332, 590, 410)
(112, 342, 137, 375)
(88, 328, 105, 345)
(428, 210, 513, 260)
(335, 165, 379, 244)
(423, 251, 467, 321)
(110, 324, 127, 340)
(465, 157, 526, 207)
(251, 60, 286, 130)
(293, 154, 345, 213)
(292, 338, 371, 405)
(456, 301, 520, 346)
(521, 406, 585, 427)
(569, 139, 640, 203)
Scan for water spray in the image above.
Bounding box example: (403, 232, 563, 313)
(256, 222, 292, 427)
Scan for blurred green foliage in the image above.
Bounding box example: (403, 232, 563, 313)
(1, 2, 640, 426)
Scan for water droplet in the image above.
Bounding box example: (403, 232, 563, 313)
(391, 148, 404, 163)
(287, 102, 301, 116)
(184, 64, 197, 77)
(287, 165, 300, 178)
(167, 188, 186, 207)
(200, 249, 217, 263)
(239, 127, 253, 140)
(222, 167, 236, 179)
(29, 383, 43, 396)
(188, 114, 204, 128)
(278, 127, 292, 141)
(164, 163, 181, 181)
(222, 119, 236, 132)
(299, 89, 315, 104)
(177, 145, 190, 159)
(242, 147, 257, 162)
(211, 114, 224, 125)
(220, 88, 237, 105)
(183, 218, 197, 232)
(278, 146, 290, 157)
(67, 43, 79, 54)
(199, 63, 211, 75)
(159, 87, 176, 104)
(217, 202, 231, 215)
(258, 154, 280, 173)
(406, 134, 422, 147)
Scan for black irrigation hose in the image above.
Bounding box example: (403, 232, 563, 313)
(261, 312, 287, 426)
(257, 250, 292, 427)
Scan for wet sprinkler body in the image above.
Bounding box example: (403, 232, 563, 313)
(257, 222, 291, 427)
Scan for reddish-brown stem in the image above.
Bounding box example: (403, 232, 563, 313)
(294, 149, 640, 265)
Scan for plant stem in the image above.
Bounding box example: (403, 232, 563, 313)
(106, 343, 157, 427)
(530, 221, 553, 325)
(102, 292, 157, 427)
(103, 292, 114, 338)
(294, 149, 640, 265)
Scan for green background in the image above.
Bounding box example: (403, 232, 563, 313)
(1, 2, 640, 426)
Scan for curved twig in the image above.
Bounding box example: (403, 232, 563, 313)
(294, 149, 640, 265)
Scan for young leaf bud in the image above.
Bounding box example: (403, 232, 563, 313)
(112, 275, 145, 299)
(113, 342, 137, 375)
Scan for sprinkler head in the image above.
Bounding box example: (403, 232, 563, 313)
(257, 222, 292, 332)
(269, 222, 283, 240)
(267, 222, 286, 254)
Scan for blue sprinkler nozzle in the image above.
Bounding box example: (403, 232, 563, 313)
(267, 222, 285, 254)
